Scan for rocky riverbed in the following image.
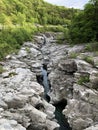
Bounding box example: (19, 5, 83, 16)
(0, 32, 98, 130)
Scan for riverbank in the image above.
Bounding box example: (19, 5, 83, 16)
(0, 32, 98, 130)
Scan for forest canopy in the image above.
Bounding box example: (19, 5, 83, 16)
(69, 0, 98, 44)
(0, 0, 77, 26)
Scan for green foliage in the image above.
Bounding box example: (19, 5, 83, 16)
(69, 0, 98, 44)
(78, 75, 90, 85)
(85, 42, 98, 52)
(56, 32, 66, 44)
(0, 65, 5, 74)
(69, 52, 79, 58)
(0, 26, 36, 60)
(0, 0, 77, 26)
(0, 42, 13, 60)
(83, 56, 94, 65)
(43, 25, 65, 32)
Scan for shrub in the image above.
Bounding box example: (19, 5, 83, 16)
(56, 33, 65, 44)
(85, 42, 98, 52)
(41, 25, 65, 32)
(0, 42, 13, 60)
(0, 25, 37, 60)
(69, 52, 79, 58)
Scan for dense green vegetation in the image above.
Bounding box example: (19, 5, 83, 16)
(0, 0, 76, 26)
(0, 26, 37, 60)
(0, 0, 77, 60)
(1, 0, 98, 61)
(69, 0, 98, 44)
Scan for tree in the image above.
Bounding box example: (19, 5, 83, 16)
(69, 0, 98, 44)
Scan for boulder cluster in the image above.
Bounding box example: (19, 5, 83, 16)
(0, 33, 59, 130)
(0, 32, 98, 130)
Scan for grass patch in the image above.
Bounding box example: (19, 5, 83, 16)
(0, 65, 5, 74)
(83, 56, 94, 65)
(85, 42, 98, 52)
(78, 75, 90, 85)
(69, 52, 79, 58)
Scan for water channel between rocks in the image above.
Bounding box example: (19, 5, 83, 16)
(37, 65, 72, 130)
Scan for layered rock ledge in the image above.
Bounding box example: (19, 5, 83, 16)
(0, 32, 98, 130)
(0, 33, 59, 130)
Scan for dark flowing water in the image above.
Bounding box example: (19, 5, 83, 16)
(40, 66, 72, 130)
(54, 100, 72, 130)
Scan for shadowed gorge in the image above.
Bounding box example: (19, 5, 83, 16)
(38, 65, 72, 130)
(54, 100, 72, 130)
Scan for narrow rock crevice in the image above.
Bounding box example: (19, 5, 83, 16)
(36, 61, 72, 130)
(36, 64, 51, 102)
(53, 99, 72, 130)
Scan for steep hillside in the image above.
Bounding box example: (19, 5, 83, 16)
(0, 0, 77, 26)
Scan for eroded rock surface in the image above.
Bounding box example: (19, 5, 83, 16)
(0, 119, 26, 130)
(0, 32, 98, 130)
(40, 36, 98, 130)
(0, 33, 59, 130)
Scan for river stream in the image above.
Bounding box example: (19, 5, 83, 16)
(39, 66, 72, 130)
